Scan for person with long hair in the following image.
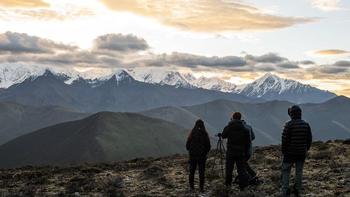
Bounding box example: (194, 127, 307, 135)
(186, 119, 211, 192)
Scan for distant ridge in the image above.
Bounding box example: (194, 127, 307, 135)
(141, 96, 350, 145)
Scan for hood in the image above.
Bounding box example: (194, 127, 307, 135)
(289, 105, 302, 120)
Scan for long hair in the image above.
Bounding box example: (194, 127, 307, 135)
(188, 119, 208, 140)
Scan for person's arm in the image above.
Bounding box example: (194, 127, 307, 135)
(245, 127, 251, 157)
(221, 125, 230, 139)
(306, 124, 312, 151)
(282, 122, 290, 154)
(186, 134, 191, 151)
(251, 127, 255, 141)
(205, 135, 211, 153)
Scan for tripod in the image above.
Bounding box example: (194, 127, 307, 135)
(211, 135, 226, 177)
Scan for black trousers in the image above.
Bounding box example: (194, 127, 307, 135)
(225, 154, 249, 189)
(244, 156, 256, 179)
(189, 156, 206, 190)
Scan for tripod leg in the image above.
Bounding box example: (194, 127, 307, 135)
(211, 139, 221, 172)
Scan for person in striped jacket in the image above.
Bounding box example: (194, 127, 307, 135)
(281, 105, 312, 197)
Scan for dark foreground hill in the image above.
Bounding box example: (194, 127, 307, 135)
(0, 140, 349, 196)
(0, 112, 188, 168)
(0, 102, 89, 145)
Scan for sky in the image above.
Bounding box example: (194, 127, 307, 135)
(0, 0, 349, 95)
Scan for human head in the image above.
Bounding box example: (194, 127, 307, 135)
(189, 119, 208, 138)
(195, 119, 205, 129)
(288, 105, 302, 119)
(232, 112, 242, 120)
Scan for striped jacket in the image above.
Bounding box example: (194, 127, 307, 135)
(282, 119, 312, 157)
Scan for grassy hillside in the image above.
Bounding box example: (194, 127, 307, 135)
(0, 112, 188, 168)
(0, 102, 89, 145)
(0, 140, 348, 196)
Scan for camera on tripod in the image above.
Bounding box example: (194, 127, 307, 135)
(210, 132, 226, 177)
(215, 133, 222, 138)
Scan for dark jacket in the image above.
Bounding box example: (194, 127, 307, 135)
(282, 117, 312, 161)
(244, 122, 255, 157)
(186, 130, 211, 158)
(222, 120, 250, 157)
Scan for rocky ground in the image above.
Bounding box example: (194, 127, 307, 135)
(0, 140, 349, 197)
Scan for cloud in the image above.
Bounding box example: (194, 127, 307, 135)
(314, 49, 349, 56)
(300, 60, 315, 65)
(310, 0, 341, 11)
(334, 61, 350, 67)
(314, 61, 350, 74)
(0, 32, 76, 54)
(245, 53, 287, 63)
(318, 66, 348, 74)
(0, 0, 48, 7)
(93, 34, 149, 52)
(163, 52, 247, 68)
(100, 0, 314, 32)
(276, 62, 299, 69)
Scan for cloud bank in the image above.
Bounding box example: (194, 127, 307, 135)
(0, 0, 48, 8)
(0, 31, 348, 81)
(0, 32, 76, 54)
(100, 0, 314, 32)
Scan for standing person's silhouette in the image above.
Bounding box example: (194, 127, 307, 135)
(186, 119, 211, 192)
(220, 112, 250, 190)
(281, 105, 312, 197)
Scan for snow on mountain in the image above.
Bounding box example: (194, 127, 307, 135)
(0, 65, 337, 103)
(127, 67, 194, 88)
(239, 73, 336, 103)
(0, 64, 81, 88)
(193, 76, 237, 92)
(126, 67, 239, 92)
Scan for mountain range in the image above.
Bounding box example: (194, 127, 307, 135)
(0, 65, 336, 104)
(0, 112, 188, 168)
(0, 70, 256, 112)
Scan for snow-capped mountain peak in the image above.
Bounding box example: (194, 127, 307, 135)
(127, 68, 193, 88)
(193, 76, 237, 92)
(239, 73, 336, 103)
(0, 64, 336, 103)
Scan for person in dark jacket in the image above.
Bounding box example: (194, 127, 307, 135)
(243, 120, 257, 182)
(281, 105, 312, 197)
(186, 119, 211, 192)
(220, 112, 250, 190)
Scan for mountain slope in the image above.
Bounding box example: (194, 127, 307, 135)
(0, 70, 258, 112)
(0, 102, 89, 145)
(0, 112, 188, 168)
(141, 96, 350, 146)
(141, 106, 216, 133)
(239, 73, 336, 103)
